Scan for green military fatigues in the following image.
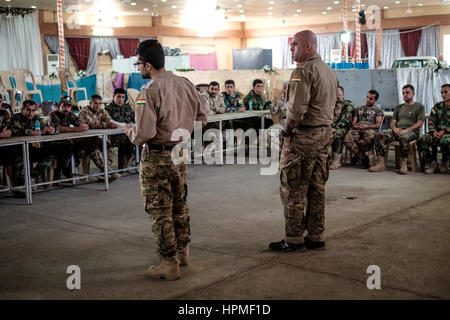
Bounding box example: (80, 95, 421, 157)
(8, 113, 54, 185)
(281, 54, 338, 243)
(222, 91, 244, 112)
(332, 99, 354, 154)
(105, 101, 136, 169)
(418, 101, 449, 164)
(0, 110, 13, 166)
(243, 90, 273, 129)
(374, 102, 425, 158)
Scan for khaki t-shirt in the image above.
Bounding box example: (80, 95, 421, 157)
(354, 105, 384, 126)
(393, 102, 425, 129)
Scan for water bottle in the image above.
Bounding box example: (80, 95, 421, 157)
(35, 120, 41, 136)
(249, 99, 253, 111)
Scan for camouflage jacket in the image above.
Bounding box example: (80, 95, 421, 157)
(78, 106, 112, 129)
(0, 110, 11, 132)
(9, 113, 48, 137)
(429, 101, 449, 133)
(333, 99, 354, 130)
(222, 91, 244, 112)
(243, 90, 267, 111)
(49, 110, 82, 129)
(105, 101, 135, 124)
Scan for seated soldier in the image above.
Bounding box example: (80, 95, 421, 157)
(200, 81, 226, 115)
(78, 94, 120, 180)
(330, 86, 354, 170)
(9, 100, 56, 186)
(105, 88, 136, 169)
(49, 96, 89, 180)
(0, 95, 12, 114)
(343, 90, 384, 168)
(222, 80, 245, 113)
(370, 84, 425, 174)
(243, 79, 273, 130)
(418, 83, 450, 174)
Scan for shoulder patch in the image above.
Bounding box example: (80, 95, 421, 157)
(291, 77, 302, 83)
(136, 99, 146, 106)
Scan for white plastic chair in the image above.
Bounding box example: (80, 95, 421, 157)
(56, 67, 88, 105)
(0, 70, 16, 108)
(10, 68, 43, 106)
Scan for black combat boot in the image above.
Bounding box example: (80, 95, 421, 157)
(269, 240, 305, 252)
(304, 237, 326, 250)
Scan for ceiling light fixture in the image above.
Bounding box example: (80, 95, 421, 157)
(296, 9, 302, 12)
(143, 8, 149, 11)
(327, 7, 332, 10)
(333, 1, 339, 4)
(322, 11, 327, 14)
(131, 2, 136, 6)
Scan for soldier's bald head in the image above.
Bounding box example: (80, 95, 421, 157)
(294, 30, 317, 47)
(291, 30, 318, 63)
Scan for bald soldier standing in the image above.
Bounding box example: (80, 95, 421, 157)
(123, 40, 207, 281)
(269, 30, 338, 252)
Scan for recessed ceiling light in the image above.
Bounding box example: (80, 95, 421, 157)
(384, 6, 389, 9)
(361, 4, 366, 7)
(31, 5, 37, 8)
(333, 1, 339, 4)
(269, 1, 275, 4)
(239, 9, 244, 12)
(268, 12, 272, 15)
(268, 7, 273, 10)
(395, 1, 400, 4)
(171, 5, 176, 8)
(296, 9, 302, 12)
(418, 3, 423, 6)
(143, 8, 149, 11)
(161, 0, 167, 2)
(327, 7, 332, 10)
(294, 13, 298, 16)
(131, 2, 136, 6)
(322, 11, 327, 14)
(237, 4, 242, 8)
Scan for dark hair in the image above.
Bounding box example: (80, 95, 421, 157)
(22, 100, 36, 109)
(253, 79, 263, 87)
(441, 83, 450, 90)
(91, 94, 102, 101)
(225, 80, 235, 86)
(114, 88, 126, 96)
(402, 84, 415, 93)
(368, 89, 379, 101)
(209, 81, 220, 88)
(338, 85, 344, 92)
(135, 39, 165, 70)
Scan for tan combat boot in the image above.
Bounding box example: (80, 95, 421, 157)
(368, 156, 386, 172)
(425, 162, 438, 174)
(440, 161, 448, 173)
(399, 158, 408, 174)
(147, 256, 180, 281)
(109, 173, 121, 181)
(177, 244, 190, 267)
(330, 153, 342, 170)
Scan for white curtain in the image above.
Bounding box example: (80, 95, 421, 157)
(365, 31, 376, 69)
(381, 29, 404, 69)
(396, 69, 450, 113)
(417, 26, 440, 58)
(280, 37, 295, 69)
(316, 33, 341, 63)
(86, 37, 121, 74)
(0, 11, 43, 75)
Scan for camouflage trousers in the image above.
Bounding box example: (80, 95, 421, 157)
(139, 147, 190, 258)
(82, 137, 114, 171)
(417, 132, 449, 164)
(14, 145, 53, 185)
(374, 129, 418, 158)
(344, 129, 376, 157)
(51, 140, 83, 178)
(280, 126, 332, 243)
(331, 127, 349, 154)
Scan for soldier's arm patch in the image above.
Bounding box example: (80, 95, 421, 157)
(291, 77, 301, 83)
(136, 99, 146, 107)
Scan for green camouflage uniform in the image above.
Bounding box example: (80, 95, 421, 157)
(374, 102, 425, 158)
(222, 91, 244, 112)
(0, 110, 13, 166)
(332, 99, 354, 154)
(243, 90, 267, 110)
(105, 101, 136, 168)
(344, 105, 384, 157)
(8, 113, 54, 184)
(417, 101, 449, 164)
(78, 106, 114, 172)
(48, 110, 84, 177)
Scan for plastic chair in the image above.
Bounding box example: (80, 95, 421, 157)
(10, 68, 43, 105)
(127, 88, 139, 111)
(0, 70, 17, 109)
(56, 68, 88, 105)
(39, 101, 59, 116)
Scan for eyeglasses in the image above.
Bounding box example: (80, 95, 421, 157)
(133, 61, 146, 67)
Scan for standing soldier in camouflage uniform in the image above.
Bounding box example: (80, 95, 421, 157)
(370, 84, 425, 174)
(269, 30, 338, 252)
(105, 88, 136, 169)
(49, 96, 89, 180)
(330, 86, 354, 170)
(78, 94, 121, 180)
(343, 90, 384, 168)
(123, 40, 207, 280)
(9, 100, 55, 185)
(418, 83, 450, 174)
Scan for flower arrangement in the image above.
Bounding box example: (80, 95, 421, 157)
(48, 71, 57, 85)
(426, 60, 449, 74)
(262, 65, 276, 75)
(77, 70, 88, 78)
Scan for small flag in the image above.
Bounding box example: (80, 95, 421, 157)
(291, 77, 301, 83)
(136, 99, 146, 106)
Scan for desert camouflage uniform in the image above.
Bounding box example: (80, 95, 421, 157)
(78, 106, 114, 171)
(417, 101, 449, 164)
(332, 99, 354, 154)
(281, 54, 338, 243)
(105, 101, 136, 168)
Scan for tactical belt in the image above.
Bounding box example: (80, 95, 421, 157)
(146, 143, 175, 151)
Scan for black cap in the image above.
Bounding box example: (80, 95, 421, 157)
(59, 96, 72, 105)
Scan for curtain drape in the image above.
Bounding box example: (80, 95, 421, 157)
(365, 31, 376, 69)
(118, 38, 140, 58)
(280, 37, 295, 69)
(66, 38, 91, 71)
(399, 28, 422, 57)
(86, 37, 120, 74)
(381, 29, 403, 69)
(417, 26, 440, 58)
(317, 33, 341, 63)
(346, 33, 368, 62)
(43, 35, 70, 69)
(0, 11, 43, 75)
